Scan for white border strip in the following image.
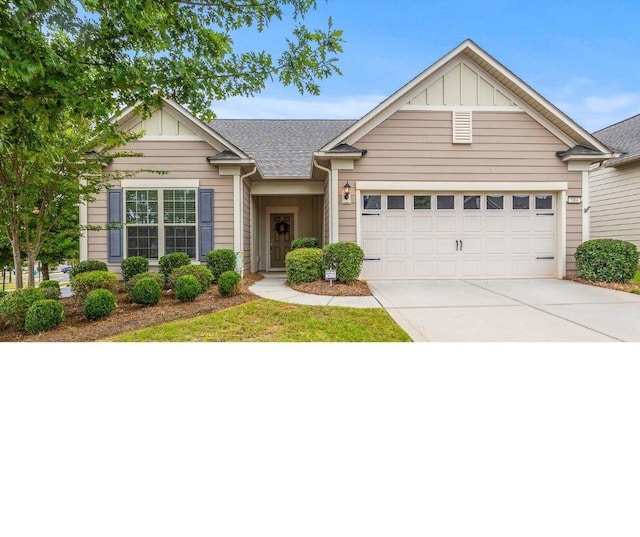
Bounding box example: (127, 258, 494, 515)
(355, 181, 568, 192)
(121, 179, 200, 188)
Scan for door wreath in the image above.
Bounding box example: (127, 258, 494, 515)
(275, 221, 290, 235)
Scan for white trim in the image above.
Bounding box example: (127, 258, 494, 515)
(581, 170, 590, 242)
(355, 181, 569, 192)
(121, 179, 199, 188)
(558, 190, 567, 279)
(233, 172, 242, 253)
(402, 105, 521, 112)
(251, 181, 325, 195)
(79, 180, 88, 262)
(265, 207, 299, 271)
(138, 135, 203, 141)
(330, 168, 339, 243)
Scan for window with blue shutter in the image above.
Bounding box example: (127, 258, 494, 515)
(107, 189, 123, 263)
(198, 189, 214, 260)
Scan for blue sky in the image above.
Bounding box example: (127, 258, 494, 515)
(211, 0, 640, 133)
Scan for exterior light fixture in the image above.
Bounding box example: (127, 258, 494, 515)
(342, 182, 351, 204)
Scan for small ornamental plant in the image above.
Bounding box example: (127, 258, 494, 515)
(125, 271, 166, 299)
(205, 249, 237, 283)
(0, 287, 46, 328)
(39, 280, 61, 300)
(24, 299, 65, 334)
(121, 256, 149, 282)
(159, 252, 191, 281)
(168, 264, 213, 293)
(174, 274, 201, 302)
(285, 248, 322, 285)
(575, 239, 639, 283)
(321, 242, 364, 284)
(71, 270, 118, 305)
(132, 277, 162, 306)
(69, 260, 108, 279)
(290, 237, 319, 250)
(218, 270, 241, 297)
(83, 289, 117, 321)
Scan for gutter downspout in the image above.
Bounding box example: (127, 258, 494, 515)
(313, 160, 332, 245)
(237, 166, 257, 276)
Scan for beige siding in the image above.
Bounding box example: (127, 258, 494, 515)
(590, 162, 640, 248)
(338, 110, 583, 274)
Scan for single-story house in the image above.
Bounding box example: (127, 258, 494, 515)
(589, 114, 640, 249)
(81, 39, 615, 280)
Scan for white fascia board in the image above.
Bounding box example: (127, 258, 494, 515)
(354, 181, 569, 192)
(121, 179, 200, 188)
(251, 180, 325, 195)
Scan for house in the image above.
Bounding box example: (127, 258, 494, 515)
(589, 114, 640, 249)
(81, 39, 614, 280)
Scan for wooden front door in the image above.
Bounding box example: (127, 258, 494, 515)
(270, 213, 293, 268)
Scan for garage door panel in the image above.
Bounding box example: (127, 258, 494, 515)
(413, 261, 435, 277)
(362, 216, 383, 232)
(486, 260, 506, 277)
(486, 237, 506, 254)
(363, 238, 383, 256)
(363, 260, 383, 277)
(461, 237, 482, 254)
(462, 259, 484, 276)
(486, 216, 506, 232)
(386, 216, 406, 232)
(413, 216, 433, 232)
(413, 238, 433, 254)
(534, 259, 555, 276)
(436, 238, 456, 254)
(387, 238, 406, 255)
(534, 215, 554, 232)
(436, 216, 456, 232)
(534, 238, 554, 255)
(462, 216, 482, 232)
(436, 260, 458, 277)
(512, 237, 532, 254)
(385, 260, 407, 277)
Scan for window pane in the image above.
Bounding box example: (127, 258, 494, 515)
(413, 195, 431, 210)
(363, 195, 381, 210)
(463, 195, 481, 210)
(387, 195, 405, 210)
(165, 226, 197, 259)
(127, 226, 158, 259)
(126, 190, 158, 224)
(165, 189, 196, 224)
(487, 195, 504, 210)
(512, 195, 530, 210)
(437, 195, 455, 210)
(535, 194, 553, 210)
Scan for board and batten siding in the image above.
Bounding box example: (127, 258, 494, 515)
(337, 109, 583, 273)
(590, 161, 640, 249)
(88, 139, 234, 272)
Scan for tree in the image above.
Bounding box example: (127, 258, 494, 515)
(0, 1, 344, 288)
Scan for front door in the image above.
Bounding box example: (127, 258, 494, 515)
(270, 213, 293, 268)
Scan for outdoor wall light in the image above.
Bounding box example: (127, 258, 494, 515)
(342, 182, 351, 204)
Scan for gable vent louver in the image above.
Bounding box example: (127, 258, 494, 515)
(452, 111, 472, 144)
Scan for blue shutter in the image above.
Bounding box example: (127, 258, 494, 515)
(107, 189, 123, 263)
(199, 189, 214, 261)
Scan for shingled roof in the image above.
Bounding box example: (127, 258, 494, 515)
(593, 113, 640, 167)
(209, 119, 356, 177)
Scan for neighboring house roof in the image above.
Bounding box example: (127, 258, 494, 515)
(209, 119, 356, 177)
(593, 114, 640, 167)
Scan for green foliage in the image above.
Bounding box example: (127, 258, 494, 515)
(0, 288, 46, 328)
(125, 271, 166, 300)
(321, 242, 364, 284)
(159, 252, 192, 281)
(575, 239, 639, 283)
(218, 271, 241, 297)
(291, 237, 319, 250)
(205, 249, 237, 282)
(174, 275, 201, 302)
(285, 248, 323, 285)
(132, 277, 162, 306)
(39, 280, 61, 300)
(24, 299, 65, 334)
(168, 265, 213, 293)
(83, 289, 117, 321)
(121, 256, 149, 282)
(70, 270, 118, 304)
(70, 260, 108, 279)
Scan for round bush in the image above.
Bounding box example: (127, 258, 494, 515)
(120, 256, 149, 282)
(70, 260, 108, 279)
(132, 277, 162, 306)
(39, 280, 61, 300)
(285, 248, 323, 285)
(125, 271, 166, 299)
(291, 237, 319, 250)
(25, 299, 65, 334)
(159, 252, 191, 281)
(322, 242, 364, 284)
(575, 239, 639, 283)
(174, 274, 201, 302)
(71, 270, 118, 304)
(0, 287, 46, 328)
(205, 249, 237, 282)
(83, 289, 117, 320)
(167, 264, 213, 293)
(218, 270, 241, 297)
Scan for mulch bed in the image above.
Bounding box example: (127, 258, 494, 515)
(566, 275, 640, 295)
(289, 279, 372, 296)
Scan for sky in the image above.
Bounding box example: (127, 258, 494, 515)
(211, 0, 640, 133)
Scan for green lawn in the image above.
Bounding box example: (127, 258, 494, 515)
(631, 270, 640, 285)
(111, 298, 412, 342)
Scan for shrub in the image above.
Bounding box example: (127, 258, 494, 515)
(0, 287, 46, 328)
(575, 239, 639, 283)
(218, 270, 241, 296)
(125, 271, 166, 299)
(174, 274, 201, 302)
(120, 256, 149, 282)
(205, 249, 237, 283)
(70, 260, 108, 279)
(167, 264, 213, 293)
(159, 252, 191, 281)
(285, 247, 323, 285)
(83, 289, 117, 320)
(291, 237, 319, 250)
(322, 242, 365, 284)
(24, 299, 65, 334)
(71, 270, 118, 305)
(39, 280, 61, 300)
(132, 277, 162, 306)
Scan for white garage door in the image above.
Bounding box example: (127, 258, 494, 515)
(361, 192, 557, 279)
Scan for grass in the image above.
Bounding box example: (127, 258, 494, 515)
(111, 298, 412, 342)
(631, 270, 640, 285)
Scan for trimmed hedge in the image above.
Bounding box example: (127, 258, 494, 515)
(0, 287, 46, 328)
(71, 270, 118, 305)
(121, 256, 149, 282)
(218, 270, 241, 296)
(132, 277, 162, 306)
(167, 264, 213, 293)
(70, 260, 108, 279)
(25, 299, 65, 334)
(39, 280, 61, 300)
(575, 239, 639, 283)
(285, 248, 323, 285)
(159, 252, 191, 281)
(125, 271, 165, 299)
(174, 274, 201, 302)
(291, 237, 319, 250)
(83, 289, 117, 320)
(205, 249, 237, 283)
(322, 242, 364, 284)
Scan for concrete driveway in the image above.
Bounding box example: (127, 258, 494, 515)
(367, 279, 640, 342)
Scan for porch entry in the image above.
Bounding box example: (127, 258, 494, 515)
(270, 213, 293, 268)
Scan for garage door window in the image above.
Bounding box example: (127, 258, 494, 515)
(487, 195, 504, 210)
(363, 195, 381, 210)
(387, 195, 405, 210)
(413, 195, 431, 210)
(463, 195, 481, 210)
(437, 195, 455, 210)
(535, 195, 553, 210)
(512, 195, 530, 210)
